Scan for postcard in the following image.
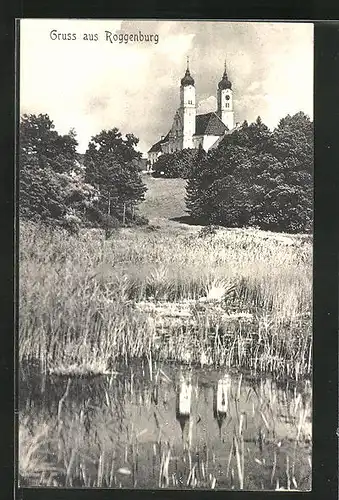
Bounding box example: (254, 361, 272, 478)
(18, 19, 313, 491)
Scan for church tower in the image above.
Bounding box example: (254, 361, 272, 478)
(179, 57, 196, 149)
(217, 61, 234, 131)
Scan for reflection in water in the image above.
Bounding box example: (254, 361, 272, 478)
(176, 371, 193, 450)
(213, 374, 231, 437)
(18, 361, 312, 490)
(177, 372, 192, 417)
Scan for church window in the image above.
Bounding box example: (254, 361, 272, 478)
(226, 103, 229, 108)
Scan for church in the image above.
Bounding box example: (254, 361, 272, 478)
(148, 59, 238, 167)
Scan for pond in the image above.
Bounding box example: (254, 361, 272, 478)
(18, 360, 312, 490)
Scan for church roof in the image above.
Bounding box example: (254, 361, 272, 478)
(148, 132, 170, 153)
(149, 113, 229, 153)
(148, 140, 163, 153)
(194, 112, 228, 136)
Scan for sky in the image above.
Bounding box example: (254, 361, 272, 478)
(20, 20, 313, 155)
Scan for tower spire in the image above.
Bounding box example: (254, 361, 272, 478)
(181, 57, 195, 87)
(217, 57, 234, 130)
(218, 59, 232, 90)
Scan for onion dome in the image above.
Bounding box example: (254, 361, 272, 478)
(218, 61, 232, 90)
(181, 57, 195, 87)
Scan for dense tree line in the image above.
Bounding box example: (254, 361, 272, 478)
(19, 114, 147, 233)
(185, 112, 313, 233)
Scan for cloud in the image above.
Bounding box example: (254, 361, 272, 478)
(156, 33, 196, 63)
(197, 96, 217, 114)
(20, 20, 313, 153)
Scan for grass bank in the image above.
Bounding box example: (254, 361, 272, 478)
(19, 218, 312, 380)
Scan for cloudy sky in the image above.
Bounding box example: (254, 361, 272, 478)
(20, 20, 313, 155)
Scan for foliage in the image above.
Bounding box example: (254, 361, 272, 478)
(152, 148, 198, 179)
(185, 144, 208, 218)
(84, 128, 147, 225)
(186, 113, 313, 233)
(20, 114, 78, 174)
(19, 115, 148, 231)
(19, 114, 96, 230)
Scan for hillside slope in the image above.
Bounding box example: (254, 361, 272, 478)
(138, 175, 187, 223)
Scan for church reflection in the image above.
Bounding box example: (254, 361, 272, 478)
(175, 371, 193, 449)
(213, 373, 231, 438)
(174, 371, 233, 446)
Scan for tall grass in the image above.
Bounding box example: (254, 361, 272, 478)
(19, 220, 312, 378)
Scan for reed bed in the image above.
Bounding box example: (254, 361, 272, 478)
(19, 220, 312, 378)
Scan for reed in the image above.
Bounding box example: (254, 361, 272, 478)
(19, 220, 312, 379)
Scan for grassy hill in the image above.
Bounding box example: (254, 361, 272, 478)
(138, 175, 187, 223)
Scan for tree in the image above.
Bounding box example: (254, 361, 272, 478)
(84, 128, 147, 225)
(152, 153, 176, 178)
(185, 113, 313, 233)
(260, 112, 313, 232)
(185, 144, 208, 218)
(20, 113, 78, 174)
(19, 113, 87, 227)
(217, 117, 270, 154)
(152, 149, 198, 179)
(186, 137, 254, 223)
(20, 155, 68, 222)
(207, 175, 253, 227)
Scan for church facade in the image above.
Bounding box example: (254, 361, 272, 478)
(148, 60, 237, 167)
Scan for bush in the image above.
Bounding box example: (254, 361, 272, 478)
(198, 225, 219, 238)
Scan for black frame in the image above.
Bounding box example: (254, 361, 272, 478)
(2, 9, 338, 500)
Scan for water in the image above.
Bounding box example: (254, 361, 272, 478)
(18, 360, 312, 490)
